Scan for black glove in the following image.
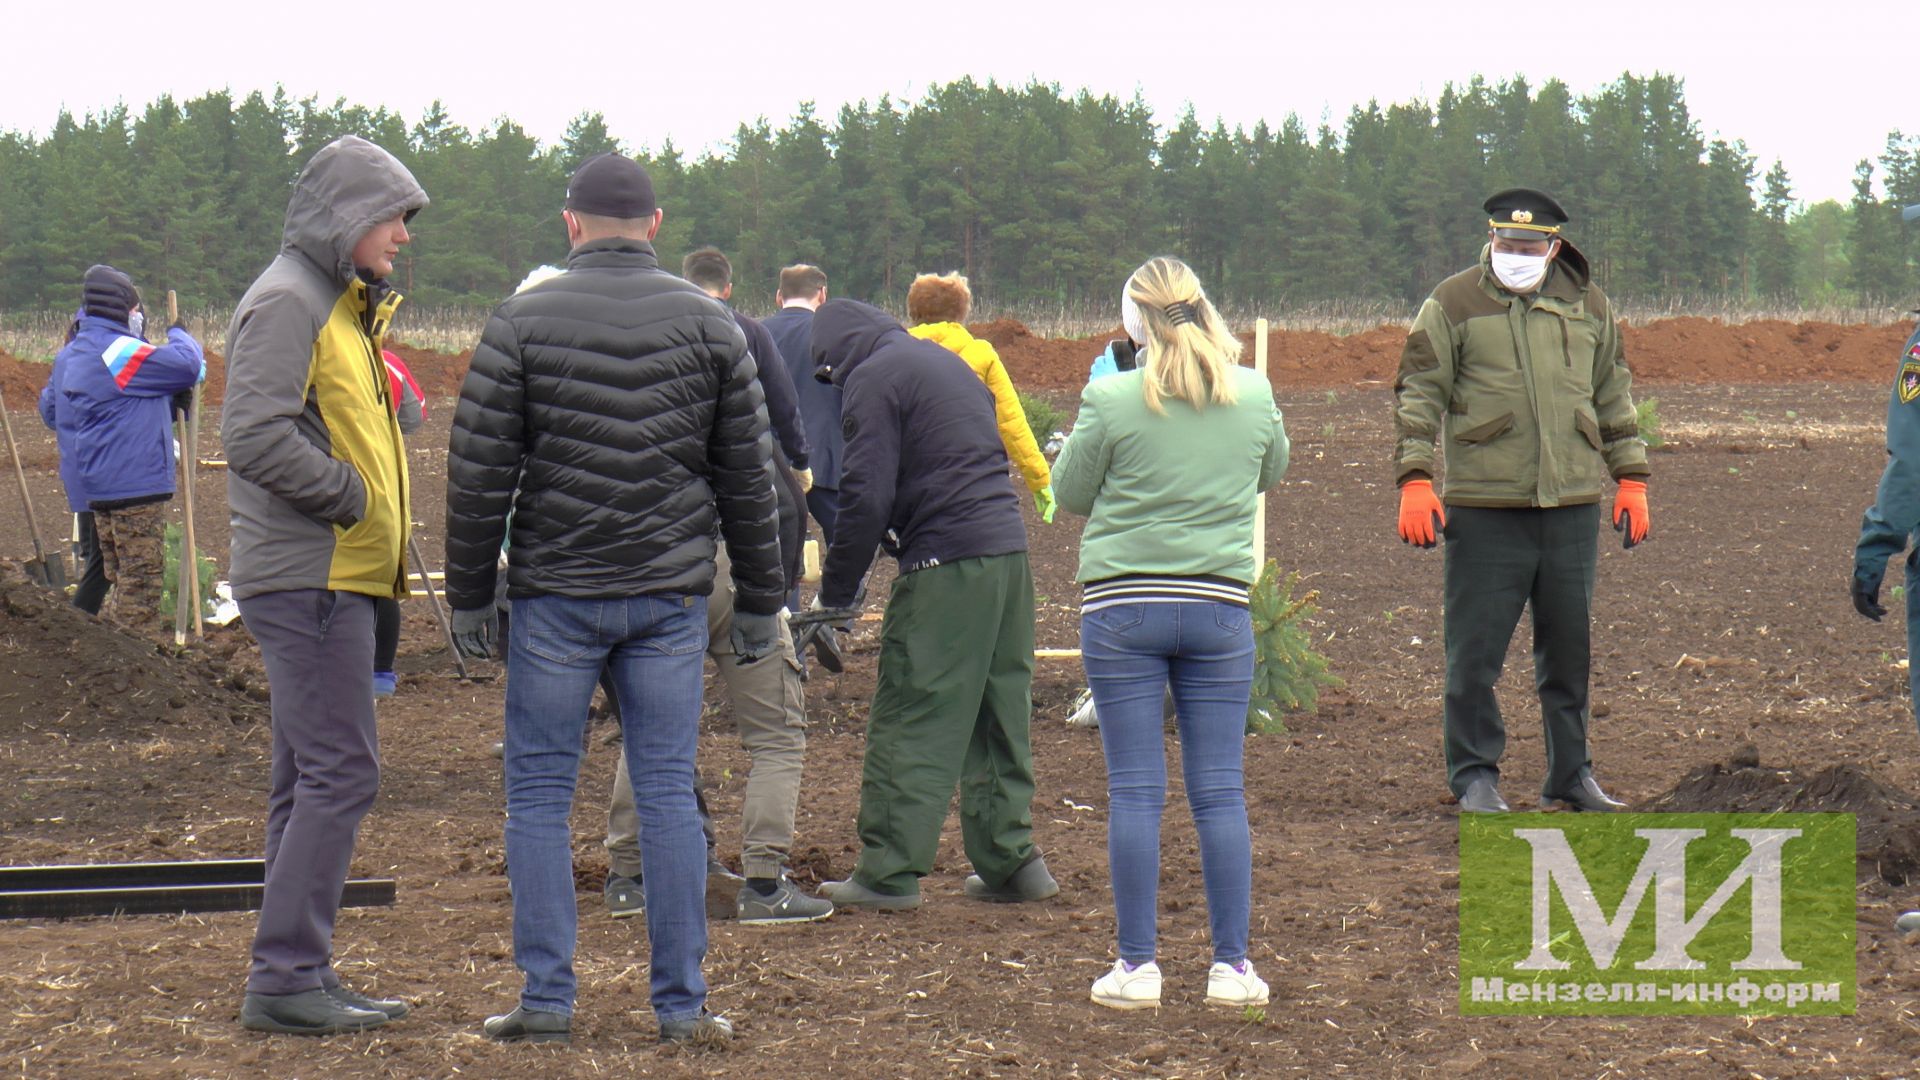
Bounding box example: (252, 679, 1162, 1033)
(729, 610, 781, 664)
(171, 389, 193, 420)
(1853, 566, 1888, 622)
(451, 606, 499, 659)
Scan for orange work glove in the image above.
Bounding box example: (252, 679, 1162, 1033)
(1612, 478, 1649, 548)
(1397, 479, 1446, 548)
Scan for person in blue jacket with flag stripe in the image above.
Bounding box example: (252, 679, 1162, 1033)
(41, 265, 204, 634)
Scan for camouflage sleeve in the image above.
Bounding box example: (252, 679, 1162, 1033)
(1392, 298, 1455, 484)
(1591, 312, 1649, 480)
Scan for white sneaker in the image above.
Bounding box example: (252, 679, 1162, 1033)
(1065, 689, 1100, 728)
(1898, 910, 1920, 933)
(1090, 960, 1161, 1010)
(1205, 960, 1269, 1007)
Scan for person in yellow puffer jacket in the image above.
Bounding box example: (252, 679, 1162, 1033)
(906, 272, 1055, 522)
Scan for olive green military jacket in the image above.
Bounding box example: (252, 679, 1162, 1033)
(1392, 242, 1649, 507)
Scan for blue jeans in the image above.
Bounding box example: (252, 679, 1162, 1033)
(503, 592, 709, 1021)
(1082, 600, 1255, 966)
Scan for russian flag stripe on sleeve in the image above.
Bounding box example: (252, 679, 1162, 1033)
(101, 336, 156, 390)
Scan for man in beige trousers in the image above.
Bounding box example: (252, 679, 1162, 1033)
(603, 500, 831, 926)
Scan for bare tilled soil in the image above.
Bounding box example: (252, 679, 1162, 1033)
(6, 354, 1920, 1075)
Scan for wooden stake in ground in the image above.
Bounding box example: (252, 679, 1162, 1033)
(0, 387, 67, 590)
(1252, 317, 1269, 564)
(168, 291, 202, 644)
(180, 306, 204, 637)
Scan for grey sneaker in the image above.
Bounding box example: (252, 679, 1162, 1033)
(605, 873, 644, 919)
(736, 879, 835, 925)
(659, 1010, 733, 1045)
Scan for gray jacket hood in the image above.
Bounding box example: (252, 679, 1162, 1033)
(282, 136, 429, 286)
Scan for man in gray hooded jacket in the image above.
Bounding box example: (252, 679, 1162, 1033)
(223, 135, 427, 1036)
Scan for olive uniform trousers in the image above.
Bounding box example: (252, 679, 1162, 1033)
(1442, 504, 1600, 799)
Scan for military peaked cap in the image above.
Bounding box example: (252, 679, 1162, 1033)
(1484, 188, 1568, 238)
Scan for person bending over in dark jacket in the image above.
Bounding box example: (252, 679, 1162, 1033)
(810, 299, 1058, 912)
(43, 267, 204, 635)
(443, 153, 781, 1047)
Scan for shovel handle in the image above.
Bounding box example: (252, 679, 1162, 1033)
(408, 534, 468, 679)
(0, 388, 55, 569)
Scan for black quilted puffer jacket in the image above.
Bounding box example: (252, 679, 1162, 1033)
(443, 238, 783, 616)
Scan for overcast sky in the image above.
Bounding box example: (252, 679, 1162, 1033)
(1, 0, 1904, 207)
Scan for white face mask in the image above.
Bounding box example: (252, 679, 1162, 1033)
(128, 310, 145, 339)
(1491, 251, 1550, 293)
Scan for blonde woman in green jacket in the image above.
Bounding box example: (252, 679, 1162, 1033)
(1053, 256, 1289, 1012)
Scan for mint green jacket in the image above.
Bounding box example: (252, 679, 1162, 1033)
(1054, 366, 1289, 585)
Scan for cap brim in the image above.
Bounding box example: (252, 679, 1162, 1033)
(1492, 227, 1560, 241)
(1904, 204, 1920, 224)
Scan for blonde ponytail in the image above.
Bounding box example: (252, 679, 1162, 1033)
(1125, 257, 1241, 414)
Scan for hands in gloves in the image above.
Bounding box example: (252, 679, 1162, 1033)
(1854, 563, 1889, 622)
(1612, 478, 1650, 549)
(730, 610, 782, 663)
(1397, 479, 1445, 548)
(1034, 485, 1057, 524)
(451, 606, 499, 660)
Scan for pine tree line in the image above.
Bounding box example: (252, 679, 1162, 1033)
(2, 74, 1916, 316)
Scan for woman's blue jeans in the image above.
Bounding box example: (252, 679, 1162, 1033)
(1082, 600, 1255, 966)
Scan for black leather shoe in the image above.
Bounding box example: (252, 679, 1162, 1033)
(241, 989, 388, 1036)
(1457, 778, 1510, 814)
(326, 984, 409, 1019)
(482, 1005, 571, 1044)
(1549, 776, 1626, 812)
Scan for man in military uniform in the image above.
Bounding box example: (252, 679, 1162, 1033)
(1855, 205, 1920, 710)
(1393, 188, 1650, 814)
(1861, 204, 1920, 932)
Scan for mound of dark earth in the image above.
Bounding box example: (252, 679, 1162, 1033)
(0, 568, 266, 741)
(1642, 746, 1920, 884)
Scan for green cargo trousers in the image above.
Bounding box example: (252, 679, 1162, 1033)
(1442, 504, 1600, 800)
(852, 552, 1039, 896)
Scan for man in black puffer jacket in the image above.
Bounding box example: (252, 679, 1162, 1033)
(808, 299, 1055, 914)
(444, 153, 775, 1047)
